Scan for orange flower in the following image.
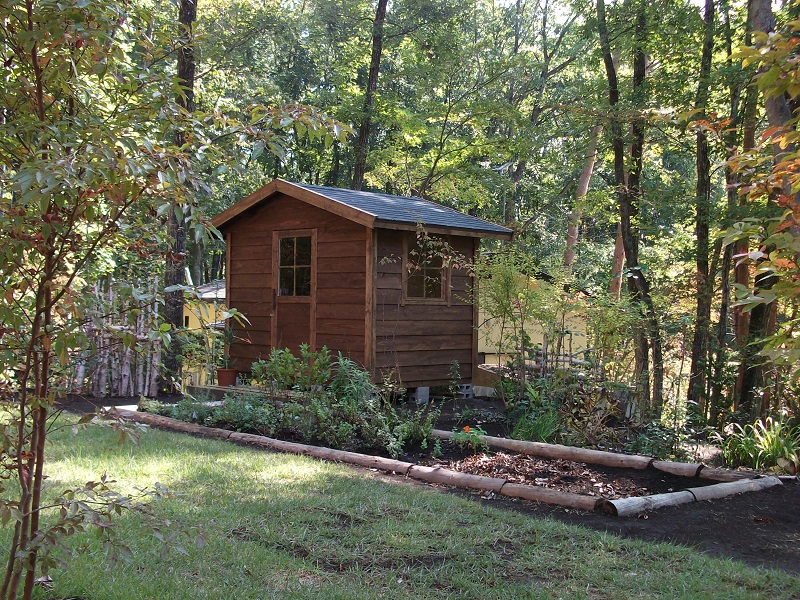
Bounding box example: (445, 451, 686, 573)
(463, 425, 470, 433)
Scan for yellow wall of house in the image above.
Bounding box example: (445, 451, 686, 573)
(477, 302, 588, 368)
(182, 300, 227, 387)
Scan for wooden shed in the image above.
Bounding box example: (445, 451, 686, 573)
(211, 179, 513, 388)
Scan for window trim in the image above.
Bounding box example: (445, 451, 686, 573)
(273, 229, 316, 304)
(401, 233, 450, 305)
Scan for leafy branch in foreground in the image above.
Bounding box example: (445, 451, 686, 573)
(0, 1, 348, 597)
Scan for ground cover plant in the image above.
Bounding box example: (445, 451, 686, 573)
(5, 417, 797, 600)
(715, 412, 800, 474)
(143, 349, 441, 459)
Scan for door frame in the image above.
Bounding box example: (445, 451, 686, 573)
(271, 228, 317, 351)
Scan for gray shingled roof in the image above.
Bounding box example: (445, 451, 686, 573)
(293, 183, 512, 237)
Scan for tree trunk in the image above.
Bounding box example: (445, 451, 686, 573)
(598, 0, 663, 413)
(609, 222, 625, 299)
(351, 0, 388, 190)
(732, 65, 759, 409)
(737, 0, 800, 417)
(164, 0, 197, 390)
(564, 126, 602, 268)
(709, 1, 746, 424)
(687, 0, 715, 416)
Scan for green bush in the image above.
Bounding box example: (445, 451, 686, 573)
(716, 413, 800, 473)
(211, 391, 277, 434)
(624, 422, 678, 459)
(164, 353, 438, 458)
(250, 345, 332, 395)
(451, 425, 488, 454)
(163, 399, 216, 424)
(506, 380, 562, 443)
(512, 408, 561, 443)
(395, 400, 441, 450)
(250, 348, 301, 392)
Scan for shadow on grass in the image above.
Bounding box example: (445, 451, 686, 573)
(32, 418, 800, 599)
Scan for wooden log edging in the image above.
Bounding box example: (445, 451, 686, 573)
(601, 476, 783, 516)
(432, 429, 655, 470)
(650, 460, 702, 478)
(108, 410, 781, 516)
(432, 429, 757, 484)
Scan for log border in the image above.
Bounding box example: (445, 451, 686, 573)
(107, 409, 782, 517)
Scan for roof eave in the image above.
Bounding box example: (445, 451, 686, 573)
(373, 219, 514, 240)
(211, 179, 377, 231)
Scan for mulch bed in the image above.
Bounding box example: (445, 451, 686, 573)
(421, 452, 703, 499)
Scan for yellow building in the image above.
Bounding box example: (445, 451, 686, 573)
(182, 280, 227, 387)
(476, 273, 588, 369)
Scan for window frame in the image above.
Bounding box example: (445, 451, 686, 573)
(273, 229, 316, 303)
(401, 232, 451, 305)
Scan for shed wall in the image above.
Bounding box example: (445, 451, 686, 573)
(226, 193, 367, 369)
(374, 230, 476, 387)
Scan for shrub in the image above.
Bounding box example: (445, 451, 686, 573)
(624, 422, 678, 459)
(250, 345, 332, 395)
(250, 348, 301, 393)
(451, 425, 488, 454)
(160, 353, 441, 458)
(163, 399, 216, 424)
(512, 408, 561, 443)
(395, 400, 442, 450)
(716, 413, 800, 473)
(212, 391, 273, 434)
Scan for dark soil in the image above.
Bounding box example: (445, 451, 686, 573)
(414, 396, 800, 576)
(58, 393, 800, 576)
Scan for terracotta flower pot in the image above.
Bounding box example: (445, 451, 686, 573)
(216, 368, 238, 387)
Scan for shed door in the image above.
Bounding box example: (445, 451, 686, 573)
(272, 230, 316, 352)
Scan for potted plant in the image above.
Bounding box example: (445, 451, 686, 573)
(214, 325, 238, 386)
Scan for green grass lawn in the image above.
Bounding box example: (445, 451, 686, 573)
(10, 418, 799, 599)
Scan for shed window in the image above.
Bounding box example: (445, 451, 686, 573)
(278, 236, 312, 296)
(406, 236, 445, 300)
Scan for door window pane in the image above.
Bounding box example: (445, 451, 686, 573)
(279, 267, 295, 296)
(280, 238, 295, 266)
(278, 236, 312, 296)
(296, 266, 311, 296)
(296, 236, 312, 265)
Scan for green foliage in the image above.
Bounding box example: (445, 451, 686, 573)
(157, 353, 438, 458)
(250, 344, 331, 394)
(716, 413, 800, 473)
(624, 422, 680, 460)
(296, 344, 332, 392)
(251, 349, 300, 392)
(211, 391, 285, 435)
(163, 399, 217, 425)
(511, 407, 562, 444)
(584, 293, 648, 387)
(451, 425, 488, 455)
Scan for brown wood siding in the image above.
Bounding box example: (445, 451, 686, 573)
(224, 193, 367, 370)
(375, 230, 476, 387)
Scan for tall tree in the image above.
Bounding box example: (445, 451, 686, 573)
(0, 1, 216, 595)
(596, 0, 664, 414)
(564, 126, 602, 268)
(351, 0, 388, 190)
(736, 0, 800, 419)
(687, 0, 716, 414)
(164, 0, 198, 389)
